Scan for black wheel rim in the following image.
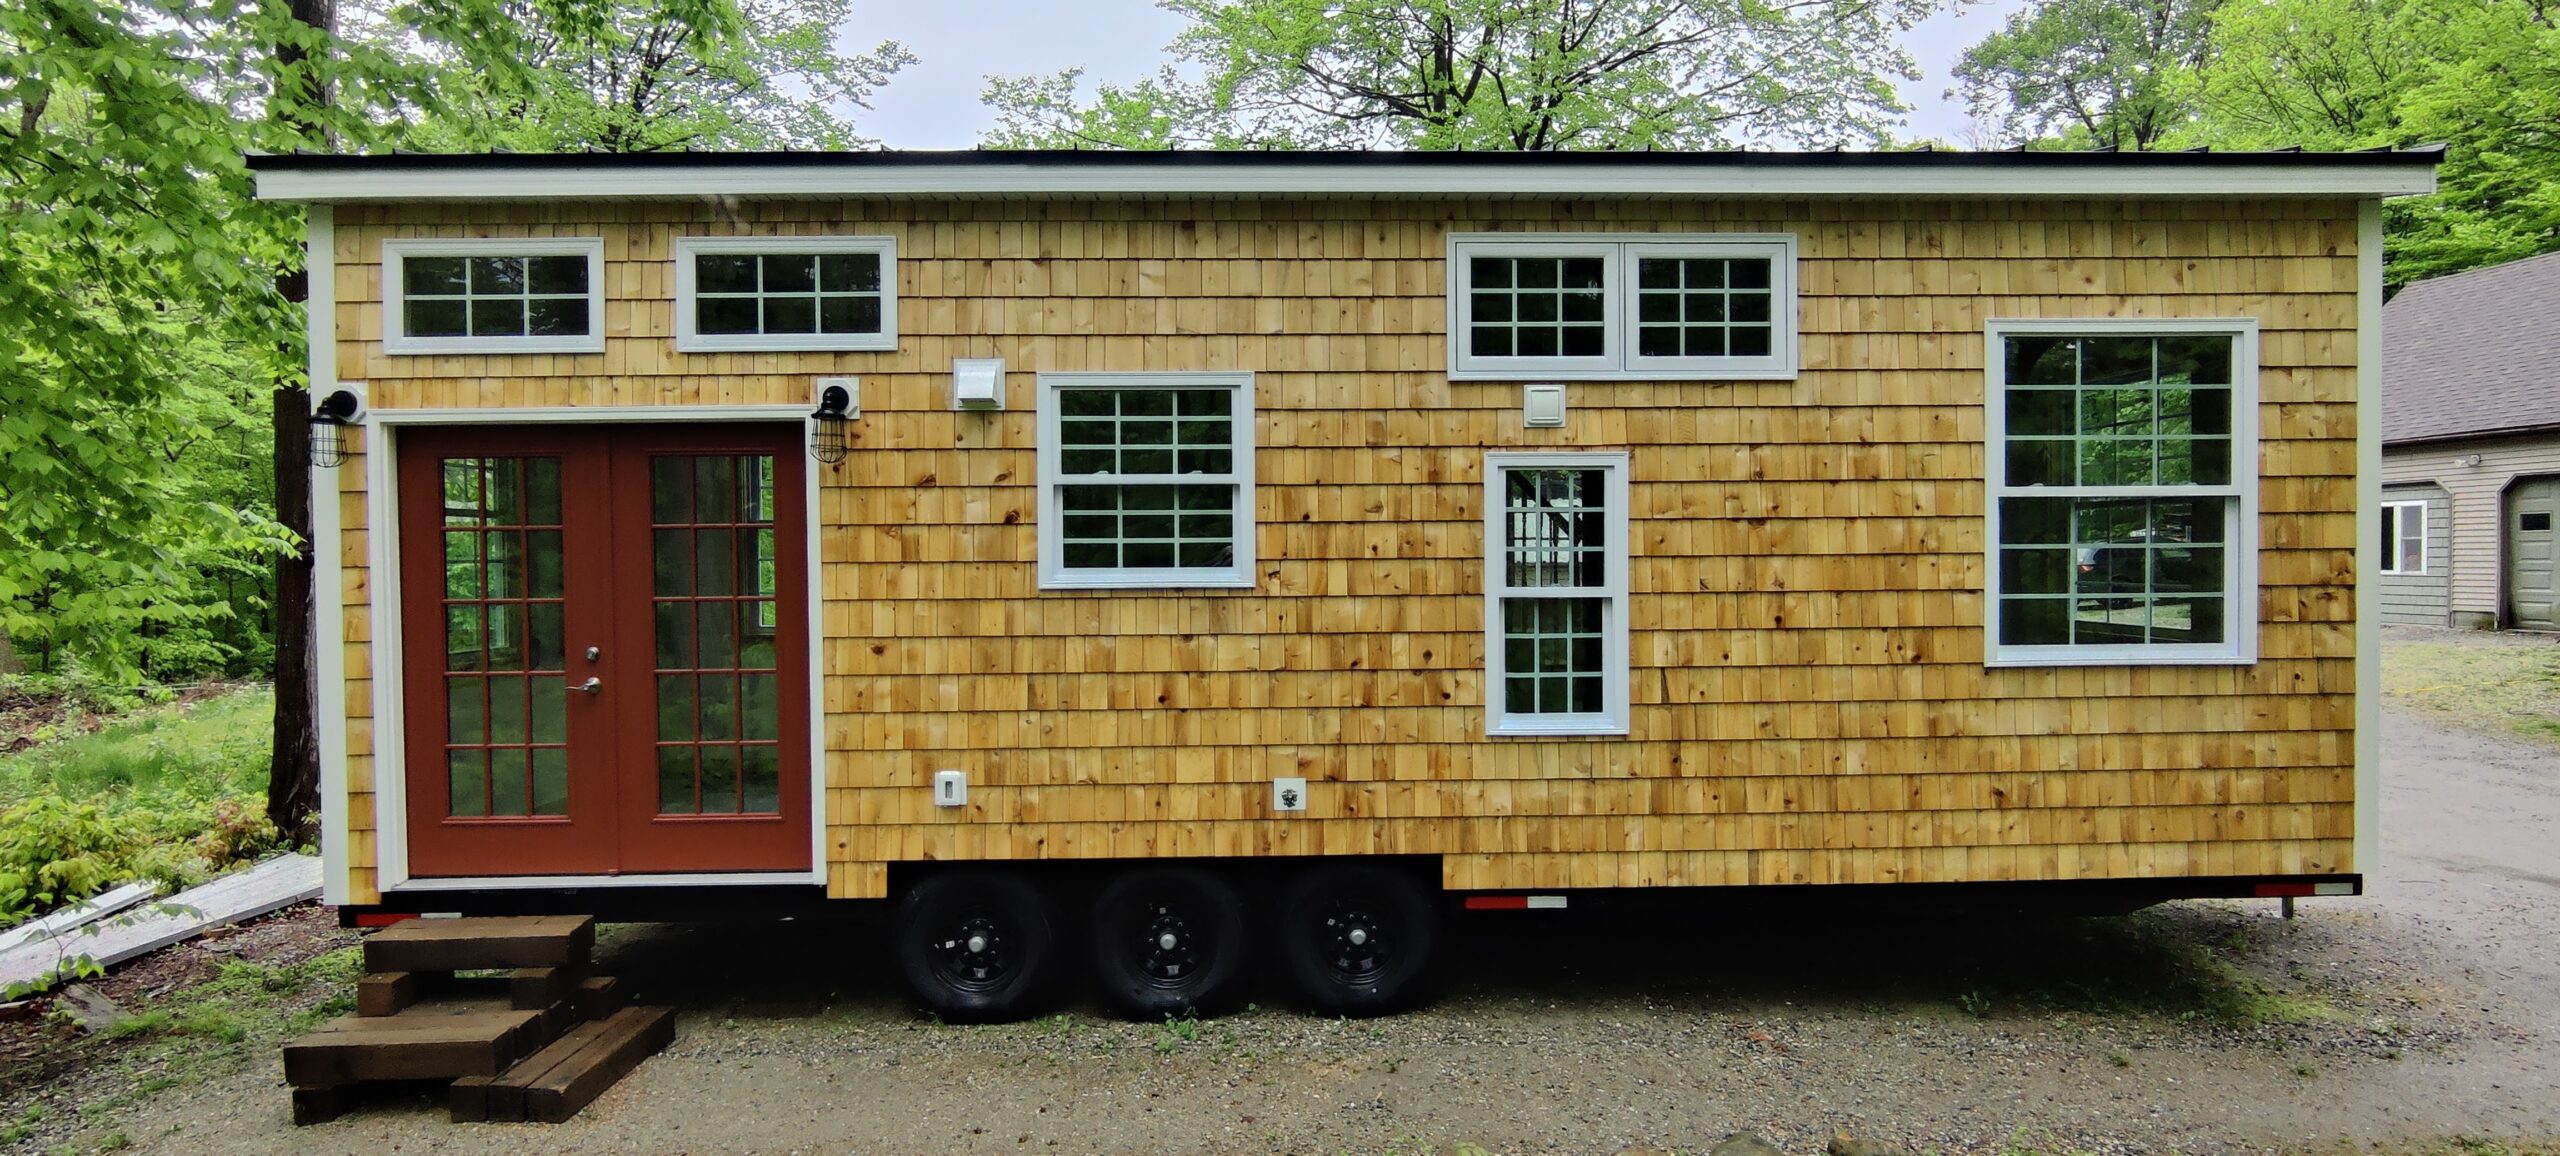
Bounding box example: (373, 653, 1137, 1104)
(928, 909, 1014, 994)
(1133, 900, 1206, 991)
(1318, 902, 1389, 984)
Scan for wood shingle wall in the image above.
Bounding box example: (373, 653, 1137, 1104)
(328, 197, 2363, 904)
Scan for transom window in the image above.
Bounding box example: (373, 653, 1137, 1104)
(1448, 234, 1797, 381)
(1037, 373, 1256, 589)
(383, 239, 604, 355)
(2381, 500, 2428, 575)
(1987, 322, 2258, 666)
(673, 236, 897, 353)
(1485, 453, 1630, 735)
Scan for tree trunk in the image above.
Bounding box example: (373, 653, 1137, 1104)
(267, 0, 334, 845)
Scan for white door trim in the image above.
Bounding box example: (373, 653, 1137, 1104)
(363, 403, 828, 894)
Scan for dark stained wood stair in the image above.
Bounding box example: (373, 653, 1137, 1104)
(280, 915, 673, 1125)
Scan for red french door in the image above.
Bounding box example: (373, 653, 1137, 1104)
(399, 425, 810, 878)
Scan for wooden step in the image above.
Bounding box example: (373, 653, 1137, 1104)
(283, 1008, 546, 1088)
(356, 971, 419, 1017)
(449, 1006, 675, 1123)
(362, 915, 594, 974)
(572, 975, 626, 1020)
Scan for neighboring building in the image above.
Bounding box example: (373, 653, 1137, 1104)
(248, 149, 2435, 1019)
(2380, 250, 2560, 629)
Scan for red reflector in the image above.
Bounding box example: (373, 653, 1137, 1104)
(2252, 883, 2317, 898)
(1463, 895, 1530, 910)
(353, 912, 420, 927)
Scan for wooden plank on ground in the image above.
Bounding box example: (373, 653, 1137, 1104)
(477, 1018, 614, 1122)
(362, 916, 593, 974)
(572, 975, 624, 1021)
(507, 966, 576, 1011)
(0, 882, 158, 955)
(0, 856, 320, 995)
(282, 1009, 543, 1086)
(357, 972, 418, 1017)
(518, 1007, 675, 1123)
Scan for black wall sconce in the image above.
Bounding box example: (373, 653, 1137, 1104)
(809, 382, 854, 463)
(308, 389, 362, 468)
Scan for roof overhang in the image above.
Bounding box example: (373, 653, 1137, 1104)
(246, 147, 2447, 203)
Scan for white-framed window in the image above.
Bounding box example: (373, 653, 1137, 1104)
(1447, 233, 1797, 381)
(672, 236, 897, 353)
(1484, 452, 1630, 736)
(1986, 319, 2260, 667)
(1036, 372, 1256, 590)
(381, 238, 605, 356)
(2381, 500, 2429, 575)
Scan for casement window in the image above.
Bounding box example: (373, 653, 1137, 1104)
(2381, 500, 2428, 575)
(1036, 373, 1256, 589)
(382, 238, 605, 355)
(1986, 320, 2259, 666)
(1484, 452, 1630, 735)
(673, 236, 897, 353)
(1447, 234, 1797, 381)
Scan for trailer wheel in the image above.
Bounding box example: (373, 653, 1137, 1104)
(1087, 867, 1252, 1019)
(892, 871, 1061, 1023)
(1274, 864, 1440, 1016)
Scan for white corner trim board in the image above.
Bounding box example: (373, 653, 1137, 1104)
(251, 159, 2444, 203)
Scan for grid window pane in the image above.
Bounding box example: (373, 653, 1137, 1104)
(1633, 257, 1777, 362)
(649, 453, 784, 815)
(1500, 597, 1607, 716)
(401, 253, 592, 341)
(692, 249, 886, 338)
(1503, 469, 1606, 588)
(2001, 335, 2234, 490)
(1467, 256, 1608, 362)
(435, 455, 569, 819)
(1054, 387, 1243, 574)
(1997, 496, 2228, 646)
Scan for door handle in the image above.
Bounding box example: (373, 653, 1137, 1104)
(575, 677, 603, 695)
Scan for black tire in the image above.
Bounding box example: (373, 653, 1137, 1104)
(1274, 864, 1441, 1017)
(892, 871, 1062, 1023)
(1087, 867, 1253, 1020)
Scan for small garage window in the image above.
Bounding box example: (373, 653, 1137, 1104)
(2381, 501, 2428, 575)
(674, 236, 896, 353)
(1036, 373, 1256, 590)
(1987, 321, 2259, 666)
(383, 238, 605, 356)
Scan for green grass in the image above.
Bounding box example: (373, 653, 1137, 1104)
(2382, 636, 2560, 743)
(0, 688, 276, 930)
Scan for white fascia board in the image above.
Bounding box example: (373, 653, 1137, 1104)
(253, 161, 2443, 203)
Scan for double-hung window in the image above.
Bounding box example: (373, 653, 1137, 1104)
(1448, 234, 1797, 381)
(673, 236, 897, 353)
(1037, 373, 1256, 589)
(2380, 500, 2428, 575)
(1484, 453, 1630, 735)
(383, 238, 605, 355)
(1986, 320, 2259, 666)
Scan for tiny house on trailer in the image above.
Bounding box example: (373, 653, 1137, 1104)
(250, 147, 2438, 1021)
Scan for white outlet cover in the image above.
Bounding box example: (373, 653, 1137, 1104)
(1272, 777, 1308, 812)
(933, 769, 967, 807)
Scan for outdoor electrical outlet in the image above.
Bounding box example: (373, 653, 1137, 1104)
(1273, 777, 1308, 812)
(933, 770, 967, 808)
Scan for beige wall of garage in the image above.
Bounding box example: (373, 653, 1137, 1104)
(2383, 433, 2560, 628)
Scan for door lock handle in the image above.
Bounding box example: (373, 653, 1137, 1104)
(575, 677, 603, 695)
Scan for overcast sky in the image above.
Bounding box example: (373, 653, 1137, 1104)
(846, 0, 2029, 150)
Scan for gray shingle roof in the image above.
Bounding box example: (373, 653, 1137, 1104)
(2384, 249, 2560, 444)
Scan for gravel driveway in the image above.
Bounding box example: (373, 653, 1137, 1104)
(61, 703, 2560, 1155)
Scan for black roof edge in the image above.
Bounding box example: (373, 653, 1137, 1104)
(243, 144, 2451, 173)
(2385, 421, 2560, 449)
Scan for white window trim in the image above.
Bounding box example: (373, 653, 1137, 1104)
(1036, 371, 1257, 590)
(1984, 317, 2261, 668)
(381, 237, 606, 356)
(2381, 499, 2428, 575)
(1484, 451, 1631, 736)
(672, 235, 899, 354)
(1447, 232, 1798, 382)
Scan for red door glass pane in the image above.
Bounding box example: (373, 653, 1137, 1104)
(438, 456, 570, 818)
(649, 453, 783, 815)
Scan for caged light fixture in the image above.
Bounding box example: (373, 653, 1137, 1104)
(306, 389, 362, 468)
(809, 381, 855, 463)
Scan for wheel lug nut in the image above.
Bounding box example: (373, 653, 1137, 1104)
(1347, 928, 1369, 946)
(966, 934, 988, 953)
(1158, 932, 1179, 951)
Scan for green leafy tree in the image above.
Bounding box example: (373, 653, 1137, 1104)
(983, 0, 1941, 150)
(368, 0, 913, 152)
(1951, 0, 2223, 151)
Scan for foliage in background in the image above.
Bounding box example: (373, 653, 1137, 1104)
(983, 0, 1941, 150)
(0, 688, 280, 927)
(361, 0, 911, 152)
(1952, 0, 2222, 151)
(1955, 0, 2560, 283)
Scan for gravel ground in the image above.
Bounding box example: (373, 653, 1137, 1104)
(14, 687, 2560, 1154)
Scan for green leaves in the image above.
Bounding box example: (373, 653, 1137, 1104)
(981, 0, 1942, 151)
